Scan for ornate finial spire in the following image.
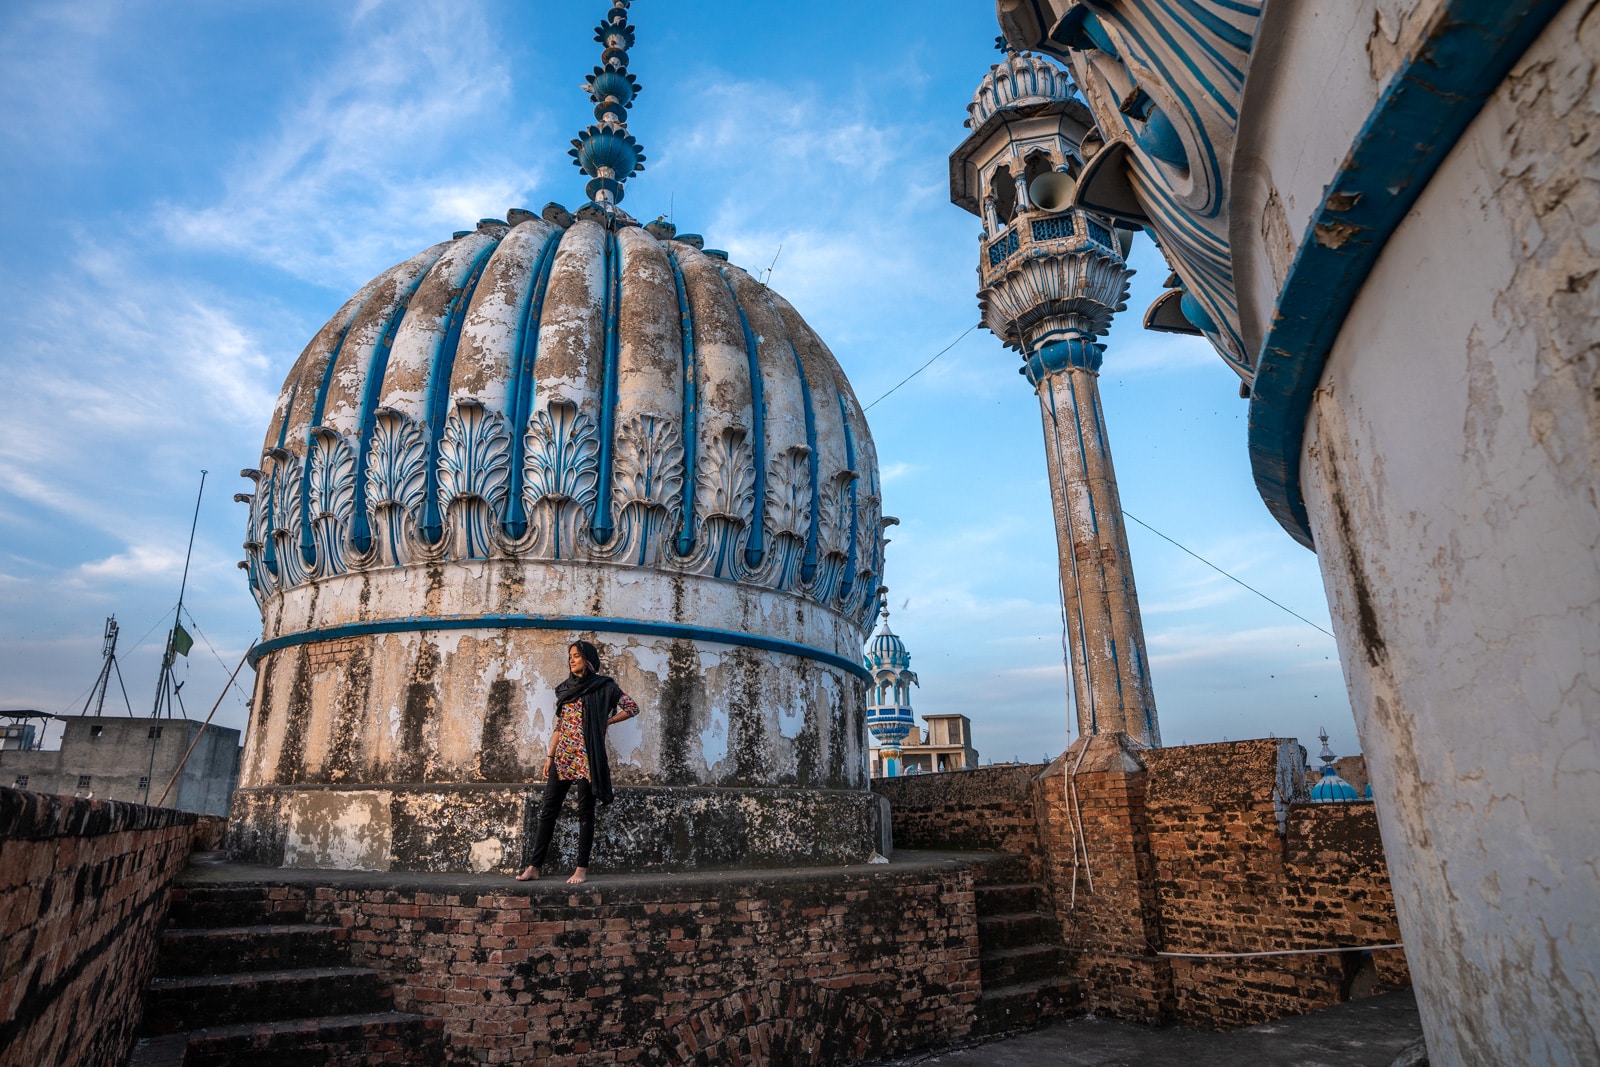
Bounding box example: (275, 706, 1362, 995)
(1317, 727, 1337, 768)
(569, 1, 646, 208)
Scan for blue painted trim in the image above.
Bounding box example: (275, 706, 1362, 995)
(298, 299, 372, 565)
(248, 613, 871, 681)
(420, 237, 502, 545)
(836, 394, 858, 600)
(1022, 339, 1105, 385)
(721, 269, 766, 568)
(350, 254, 446, 555)
(789, 342, 821, 583)
(1248, 0, 1567, 549)
(667, 249, 698, 555)
(592, 231, 622, 545)
(502, 230, 564, 539)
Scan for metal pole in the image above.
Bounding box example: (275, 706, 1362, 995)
(156, 650, 247, 807)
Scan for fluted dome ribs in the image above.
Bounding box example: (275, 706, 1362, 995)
(242, 217, 884, 627)
(967, 51, 1078, 129)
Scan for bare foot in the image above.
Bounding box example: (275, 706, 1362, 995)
(566, 867, 588, 885)
(515, 866, 540, 881)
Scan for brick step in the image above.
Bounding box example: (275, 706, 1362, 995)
(158, 924, 349, 977)
(972, 855, 1035, 886)
(976, 975, 1083, 1036)
(143, 967, 393, 1034)
(974, 881, 1045, 915)
(126, 1033, 188, 1067)
(980, 942, 1068, 987)
(976, 911, 1055, 952)
(179, 1011, 445, 1067)
(167, 887, 308, 928)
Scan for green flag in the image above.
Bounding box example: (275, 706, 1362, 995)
(171, 622, 194, 657)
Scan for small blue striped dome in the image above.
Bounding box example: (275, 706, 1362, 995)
(1311, 768, 1361, 803)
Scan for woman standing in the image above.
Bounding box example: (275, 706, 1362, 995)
(517, 641, 639, 884)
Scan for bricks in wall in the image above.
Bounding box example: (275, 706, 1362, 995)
(0, 788, 198, 1067)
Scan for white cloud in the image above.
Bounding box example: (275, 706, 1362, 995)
(75, 544, 187, 583)
(159, 0, 538, 287)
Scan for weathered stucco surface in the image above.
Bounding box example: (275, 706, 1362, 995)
(237, 209, 885, 873)
(1299, 5, 1600, 1061)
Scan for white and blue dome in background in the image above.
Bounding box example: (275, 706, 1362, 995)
(865, 604, 918, 776)
(1310, 727, 1361, 804)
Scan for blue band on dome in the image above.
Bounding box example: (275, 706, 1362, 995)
(503, 229, 565, 540)
(299, 297, 373, 566)
(420, 235, 503, 546)
(667, 249, 698, 555)
(593, 230, 623, 545)
(350, 252, 448, 555)
(247, 613, 871, 681)
(788, 341, 821, 584)
(837, 393, 858, 600)
(721, 268, 766, 568)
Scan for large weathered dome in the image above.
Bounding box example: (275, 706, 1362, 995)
(242, 210, 881, 625)
(231, 207, 887, 873)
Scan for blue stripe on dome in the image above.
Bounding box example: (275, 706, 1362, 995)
(298, 300, 372, 566)
(502, 229, 565, 540)
(419, 235, 503, 546)
(722, 269, 766, 569)
(592, 230, 623, 545)
(837, 392, 858, 601)
(349, 253, 446, 556)
(667, 249, 698, 555)
(788, 341, 821, 584)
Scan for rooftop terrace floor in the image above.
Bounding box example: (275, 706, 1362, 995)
(873, 989, 1424, 1067)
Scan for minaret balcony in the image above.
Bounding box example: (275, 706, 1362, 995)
(980, 210, 1120, 290)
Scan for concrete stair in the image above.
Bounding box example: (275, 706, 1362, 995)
(973, 860, 1080, 1035)
(131, 880, 443, 1066)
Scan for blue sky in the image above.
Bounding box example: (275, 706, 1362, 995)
(0, 0, 1355, 764)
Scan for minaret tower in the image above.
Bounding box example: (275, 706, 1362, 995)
(864, 600, 919, 777)
(950, 51, 1159, 746)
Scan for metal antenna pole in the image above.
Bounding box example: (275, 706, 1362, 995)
(152, 471, 207, 721)
(84, 616, 120, 717)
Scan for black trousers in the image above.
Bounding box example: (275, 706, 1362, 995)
(527, 775, 595, 869)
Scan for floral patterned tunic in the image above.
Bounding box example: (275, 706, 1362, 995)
(551, 693, 638, 781)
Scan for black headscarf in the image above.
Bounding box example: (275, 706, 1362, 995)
(553, 640, 623, 804)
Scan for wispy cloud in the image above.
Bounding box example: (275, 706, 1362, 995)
(160, 1, 537, 287)
(75, 544, 187, 583)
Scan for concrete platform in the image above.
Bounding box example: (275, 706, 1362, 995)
(871, 989, 1425, 1067)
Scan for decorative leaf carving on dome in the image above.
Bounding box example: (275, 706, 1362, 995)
(307, 427, 356, 578)
(684, 426, 755, 580)
(265, 456, 309, 589)
(524, 398, 599, 560)
(763, 445, 812, 592)
(609, 412, 684, 567)
(811, 468, 858, 604)
(851, 486, 885, 622)
(240, 467, 274, 599)
(438, 400, 511, 561)
(366, 408, 427, 568)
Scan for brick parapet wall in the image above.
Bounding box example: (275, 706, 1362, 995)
(1037, 736, 1173, 1023)
(180, 862, 983, 1065)
(0, 788, 198, 1067)
(876, 737, 1411, 1031)
(871, 766, 1046, 875)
